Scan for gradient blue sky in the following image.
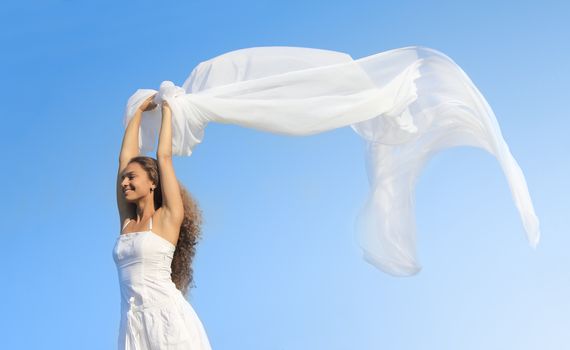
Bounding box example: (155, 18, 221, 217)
(1, 1, 568, 349)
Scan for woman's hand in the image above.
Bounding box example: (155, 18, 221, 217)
(138, 94, 158, 112)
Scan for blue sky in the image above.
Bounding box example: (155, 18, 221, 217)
(1, 1, 568, 349)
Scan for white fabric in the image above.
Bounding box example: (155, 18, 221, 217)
(113, 217, 212, 349)
(123, 45, 540, 276)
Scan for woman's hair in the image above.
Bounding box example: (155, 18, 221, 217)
(127, 156, 203, 297)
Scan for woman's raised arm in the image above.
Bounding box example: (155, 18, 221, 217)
(116, 95, 156, 226)
(156, 101, 185, 226)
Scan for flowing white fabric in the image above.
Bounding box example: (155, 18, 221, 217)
(123, 46, 540, 276)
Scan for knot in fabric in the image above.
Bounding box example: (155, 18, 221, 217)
(154, 81, 185, 104)
(128, 296, 137, 311)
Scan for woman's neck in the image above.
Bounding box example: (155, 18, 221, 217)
(135, 197, 155, 221)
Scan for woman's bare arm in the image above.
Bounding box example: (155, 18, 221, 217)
(116, 96, 156, 227)
(119, 110, 142, 162)
(156, 101, 185, 228)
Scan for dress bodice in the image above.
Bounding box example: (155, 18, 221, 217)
(112, 217, 179, 311)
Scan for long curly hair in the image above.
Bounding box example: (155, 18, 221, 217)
(126, 156, 203, 297)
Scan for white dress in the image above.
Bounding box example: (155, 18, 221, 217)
(123, 46, 541, 276)
(112, 216, 212, 350)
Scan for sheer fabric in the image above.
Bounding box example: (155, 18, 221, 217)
(123, 46, 540, 276)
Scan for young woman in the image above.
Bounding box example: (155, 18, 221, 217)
(112, 95, 212, 349)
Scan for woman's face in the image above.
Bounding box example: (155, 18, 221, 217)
(120, 162, 155, 202)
